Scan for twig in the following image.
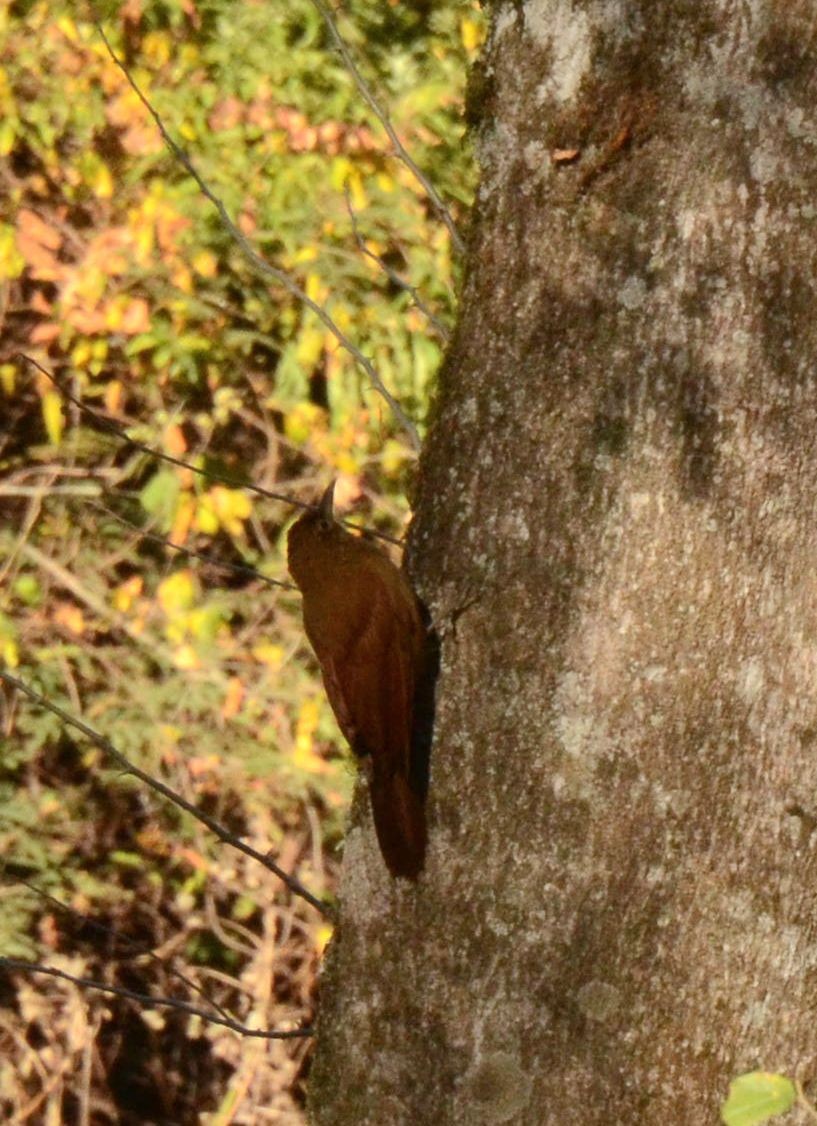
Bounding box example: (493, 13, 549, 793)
(93, 23, 420, 450)
(0, 471, 53, 587)
(22, 354, 306, 511)
(78, 1010, 98, 1126)
(19, 541, 177, 668)
(3, 872, 235, 1023)
(344, 187, 450, 342)
(21, 355, 403, 548)
(0, 484, 103, 497)
(89, 502, 297, 591)
(0, 958, 313, 1039)
(0, 671, 334, 920)
(310, 0, 464, 257)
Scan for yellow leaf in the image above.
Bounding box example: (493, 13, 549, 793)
(0, 363, 15, 394)
(159, 725, 183, 755)
(329, 156, 352, 192)
(42, 389, 64, 446)
(0, 119, 15, 158)
(56, 15, 79, 42)
(315, 924, 334, 955)
(210, 486, 251, 536)
(284, 401, 326, 444)
(71, 340, 93, 367)
(157, 571, 197, 615)
(295, 323, 324, 368)
(193, 495, 219, 535)
(305, 272, 325, 303)
(346, 169, 367, 212)
(336, 450, 360, 476)
(293, 698, 330, 775)
(252, 642, 285, 668)
(381, 439, 410, 477)
(2, 638, 19, 668)
(293, 245, 318, 265)
(93, 162, 114, 199)
(0, 225, 25, 280)
(143, 30, 171, 65)
(192, 250, 217, 278)
(461, 15, 485, 53)
(113, 575, 143, 612)
(173, 643, 200, 670)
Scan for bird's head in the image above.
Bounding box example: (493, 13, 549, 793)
(287, 481, 346, 586)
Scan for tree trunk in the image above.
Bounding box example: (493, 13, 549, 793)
(309, 3, 817, 1122)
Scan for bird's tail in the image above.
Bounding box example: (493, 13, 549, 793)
(369, 767, 427, 879)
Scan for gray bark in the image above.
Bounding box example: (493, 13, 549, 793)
(310, 2, 817, 1122)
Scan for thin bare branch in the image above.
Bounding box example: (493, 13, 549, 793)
(0, 484, 103, 497)
(21, 355, 403, 548)
(344, 187, 450, 343)
(0, 958, 313, 1039)
(22, 354, 305, 510)
(90, 502, 297, 591)
(2, 872, 235, 1023)
(19, 541, 179, 668)
(310, 0, 465, 257)
(0, 671, 334, 921)
(94, 22, 420, 451)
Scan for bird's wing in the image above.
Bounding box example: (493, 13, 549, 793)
(313, 574, 428, 877)
(318, 577, 415, 773)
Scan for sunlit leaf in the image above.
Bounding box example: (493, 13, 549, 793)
(157, 570, 198, 615)
(721, 1073, 797, 1126)
(41, 389, 64, 445)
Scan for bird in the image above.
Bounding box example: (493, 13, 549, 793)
(287, 482, 434, 879)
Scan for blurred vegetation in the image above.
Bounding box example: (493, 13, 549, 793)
(0, 0, 482, 1119)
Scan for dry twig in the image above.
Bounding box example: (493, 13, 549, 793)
(310, 0, 464, 257)
(94, 22, 421, 450)
(0, 670, 334, 921)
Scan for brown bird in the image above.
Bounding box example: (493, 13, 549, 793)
(287, 482, 433, 879)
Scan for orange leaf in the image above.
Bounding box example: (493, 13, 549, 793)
(165, 424, 187, 456)
(119, 297, 150, 335)
(104, 380, 123, 413)
(16, 209, 64, 281)
(208, 97, 244, 131)
(54, 603, 86, 635)
(176, 846, 210, 872)
(221, 677, 245, 720)
(17, 209, 61, 250)
(29, 323, 61, 344)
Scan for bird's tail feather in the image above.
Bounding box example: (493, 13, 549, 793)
(369, 769, 426, 879)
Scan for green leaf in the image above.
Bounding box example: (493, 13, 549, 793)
(721, 1072, 797, 1126)
(13, 575, 41, 606)
(140, 469, 180, 526)
(109, 850, 143, 869)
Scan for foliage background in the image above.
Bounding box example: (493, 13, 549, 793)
(0, 0, 480, 1119)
